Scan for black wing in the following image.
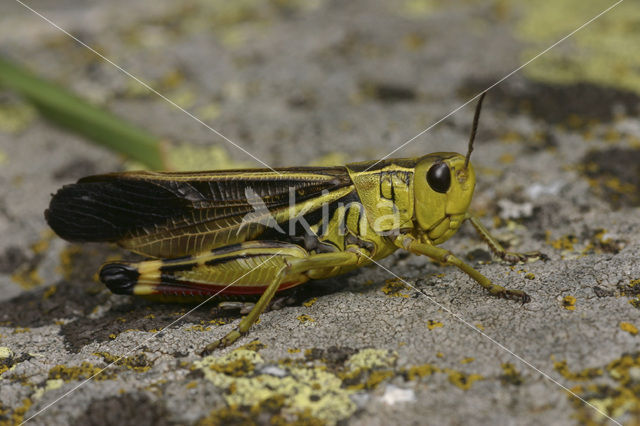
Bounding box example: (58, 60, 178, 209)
(45, 167, 354, 258)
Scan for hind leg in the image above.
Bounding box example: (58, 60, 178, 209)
(99, 241, 312, 300)
(200, 249, 364, 355)
(98, 241, 365, 354)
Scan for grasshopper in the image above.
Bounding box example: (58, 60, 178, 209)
(45, 93, 546, 354)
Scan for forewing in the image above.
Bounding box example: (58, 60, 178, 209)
(46, 167, 353, 257)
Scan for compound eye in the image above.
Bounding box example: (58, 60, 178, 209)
(426, 162, 451, 193)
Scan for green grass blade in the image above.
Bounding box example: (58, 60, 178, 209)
(0, 56, 166, 170)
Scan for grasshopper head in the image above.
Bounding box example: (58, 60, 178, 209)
(413, 153, 475, 243)
(413, 92, 486, 243)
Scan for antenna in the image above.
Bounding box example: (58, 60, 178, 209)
(464, 91, 487, 170)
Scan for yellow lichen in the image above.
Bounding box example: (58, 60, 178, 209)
(32, 379, 65, 401)
(297, 314, 315, 323)
(500, 363, 523, 386)
(209, 355, 255, 377)
(365, 370, 394, 389)
(562, 295, 576, 311)
(346, 349, 397, 372)
(302, 297, 318, 307)
(445, 369, 483, 390)
(340, 349, 398, 391)
(42, 285, 57, 299)
(93, 352, 153, 373)
(626, 281, 640, 301)
(48, 362, 114, 382)
(11, 267, 43, 290)
(549, 234, 578, 252)
(238, 340, 266, 352)
(186, 325, 211, 332)
(0, 347, 13, 359)
(427, 320, 443, 330)
(514, 0, 640, 94)
(381, 278, 410, 297)
(553, 360, 602, 381)
(566, 353, 640, 422)
(1, 398, 33, 426)
(619, 322, 638, 336)
(196, 349, 357, 424)
(57, 245, 81, 280)
(31, 232, 54, 254)
(199, 402, 325, 426)
(195, 345, 489, 422)
(402, 364, 439, 381)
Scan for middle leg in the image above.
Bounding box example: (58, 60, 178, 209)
(466, 214, 548, 264)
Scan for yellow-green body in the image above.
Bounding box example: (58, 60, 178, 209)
(87, 153, 476, 300)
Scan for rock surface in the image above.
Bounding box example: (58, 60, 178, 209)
(1, 1, 639, 425)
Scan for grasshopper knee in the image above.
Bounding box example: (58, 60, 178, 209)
(442, 252, 458, 265)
